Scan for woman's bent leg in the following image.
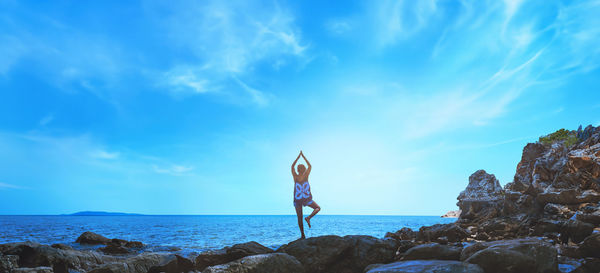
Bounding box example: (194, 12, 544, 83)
(295, 204, 305, 239)
(305, 201, 321, 228)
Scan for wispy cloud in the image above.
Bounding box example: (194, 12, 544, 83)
(90, 150, 120, 160)
(152, 164, 194, 176)
(39, 114, 54, 126)
(0, 182, 25, 190)
(370, 0, 438, 47)
(154, 0, 309, 104)
(325, 19, 352, 35)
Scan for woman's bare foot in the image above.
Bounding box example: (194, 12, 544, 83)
(305, 216, 311, 228)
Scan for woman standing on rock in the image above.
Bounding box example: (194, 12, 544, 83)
(291, 151, 321, 239)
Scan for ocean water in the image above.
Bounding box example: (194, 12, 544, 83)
(0, 215, 455, 255)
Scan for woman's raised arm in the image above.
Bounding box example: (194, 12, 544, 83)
(291, 152, 301, 177)
(300, 151, 312, 179)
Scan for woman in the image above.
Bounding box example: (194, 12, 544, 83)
(291, 150, 321, 239)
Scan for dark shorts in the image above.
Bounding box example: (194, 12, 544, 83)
(293, 199, 314, 207)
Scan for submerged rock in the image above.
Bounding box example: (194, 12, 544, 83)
(203, 253, 304, 273)
(364, 260, 484, 273)
(75, 232, 111, 245)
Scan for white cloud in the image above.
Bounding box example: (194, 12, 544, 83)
(39, 114, 54, 126)
(371, 0, 438, 47)
(90, 150, 120, 160)
(152, 164, 194, 176)
(0, 182, 24, 190)
(148, 0, 308, 104)
(163, 66, 214, 94)
(233, 77, 269, 106)
(326, 19, 352, 35)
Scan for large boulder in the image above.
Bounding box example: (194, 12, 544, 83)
(203, 253, 304, 273)
(385, 228, 416, 241)
(416, 224, 469, 243)
(580, 233, 600, 258)
(75, 232, 111, 245)
(461, 238, 558, 273)
(195, 241, 273, 271)
(563, 219, 595, 244)
(328, 235, 399, 273)
(277, 235, 352, 273)
(401, 243, 461, 261)
(457, 170, 504, 223)
(0, 242, 115, 272)
(147, 255, 194, 273)
(364, 260, 484, 273)
(88, 253, 173, 273)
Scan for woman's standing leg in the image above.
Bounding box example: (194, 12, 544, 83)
(295, 204, 305, 239)
(304, 201, 321, 228)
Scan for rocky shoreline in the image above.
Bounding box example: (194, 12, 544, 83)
(2, 125, 600, 273)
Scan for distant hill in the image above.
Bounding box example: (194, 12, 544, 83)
(64, 211, 143, 216)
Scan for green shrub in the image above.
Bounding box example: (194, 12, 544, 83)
(539, 128, 578, 147)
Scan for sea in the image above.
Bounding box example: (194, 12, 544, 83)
(0, 215, 455, 256)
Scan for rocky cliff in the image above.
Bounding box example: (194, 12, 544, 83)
(456, 125, 600, 244)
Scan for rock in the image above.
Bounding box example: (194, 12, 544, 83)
(277, 235, 352, 273)
(88, 253, 173, 273)
(466, 248, 537, 273)
(203, 253, 303, 273)
(457, 170, 504, 223)
(195, 248, 230, 271)
(125, 241, 144, 249)
(364, 260, 484, 273)
(461, 238, 558, 273)
(0, 254, 19, 272)
(544, 203, 573, 217)
(50, 244, 73, 251)
(195, 241, 273, 271)
(395, 241, 418, 258)
(12, 267, 54, 273)
(401, 243, 461, 261)
(458, 170, 504, 201)
(576, 258, 600, 273)
(442, 210, 461, 218)
(558, 245, 581, 258)
(564, 219, 594, 244)
(416, 224, 469, 243)
(512, 143, 547, 192)
(328, 235, 399, 273)
(75, 231, 111, 245)
(148, 254, 194, 273)
(99, 244, 131, 255)
(385, 228, 416, 241)
(0, 242, 114, 272)
(580, 233, 600, 258)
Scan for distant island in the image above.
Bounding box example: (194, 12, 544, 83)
(64, 211, 144, 216)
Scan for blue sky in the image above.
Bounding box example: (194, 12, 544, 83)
(1, 0, 599, 215)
